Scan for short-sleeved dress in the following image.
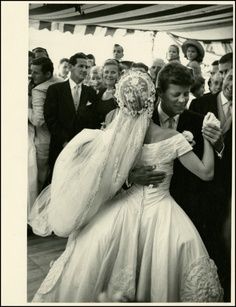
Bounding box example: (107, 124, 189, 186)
(32, 133, 223, 303)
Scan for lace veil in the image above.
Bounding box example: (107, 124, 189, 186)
(29, 70, 156, 237)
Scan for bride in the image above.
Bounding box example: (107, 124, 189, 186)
(29, 70, 223, 302)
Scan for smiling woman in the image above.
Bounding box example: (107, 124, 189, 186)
(95, 59, 121, 126)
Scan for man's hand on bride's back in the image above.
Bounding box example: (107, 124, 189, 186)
(129, 165, 166, 187)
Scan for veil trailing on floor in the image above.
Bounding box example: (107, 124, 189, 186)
(29, 70, 156, 237)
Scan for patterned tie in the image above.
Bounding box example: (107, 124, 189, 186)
(73, 84, 81, 110)
(225, 100, 232, 119)
(167, 117, 175, 129)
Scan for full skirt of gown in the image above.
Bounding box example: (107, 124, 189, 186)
(32, 186, 223, 302)
(31, 134, 223, 302)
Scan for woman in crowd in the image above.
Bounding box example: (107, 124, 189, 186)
(96, 59, 120, 127)
(89, 66, 104, 93)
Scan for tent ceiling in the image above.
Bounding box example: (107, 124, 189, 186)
(29, 3, 233, 41)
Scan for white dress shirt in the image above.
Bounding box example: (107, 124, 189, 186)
(220, 91, 231, 118)
(158, 103, 179, 130)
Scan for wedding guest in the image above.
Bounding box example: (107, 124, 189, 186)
(210, 60, 219, 77)
(96, 59, 120, 126)
(131, 62, 149, 73)
(28, 51, 34, 76)
(84, 54, 95, 86)
(32, 47, 49, 59)
(166, 44, 180, 63)
(149, 58, 165, 85)
(209, 71, 223, 94)
(87, 53, 96, 66)
(120, 60, 133, 74)
(113, 43, 124, 61)
(187, 76, 205, 109)
(218, 52, 233, 78)
(29, 57, 62, 195)
(189, 69, 233, 301)
(57, 58, 70, 80)
(44, 52, 99, 182)
(89, 66, 104, 93)
(182, 39, 205, 76)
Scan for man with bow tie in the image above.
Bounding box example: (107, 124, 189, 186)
(44, 52, 100, 183)
(189, 68, 233, 302)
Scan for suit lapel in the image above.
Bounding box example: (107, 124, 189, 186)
(79, 84, 87, 108)
(63, 80, 77, 114)
(152, 101, 160, 125)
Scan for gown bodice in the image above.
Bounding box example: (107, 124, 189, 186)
(133, 133, 193, 197)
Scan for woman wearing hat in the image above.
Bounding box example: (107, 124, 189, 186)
(182, 39, 205, 77)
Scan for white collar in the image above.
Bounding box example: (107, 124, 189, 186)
(69, 78, 82, 90)
(220, 91, 229, 106)
(158, 102, 179, 123)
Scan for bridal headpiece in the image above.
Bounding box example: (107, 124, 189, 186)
(115, 70, 156, 118)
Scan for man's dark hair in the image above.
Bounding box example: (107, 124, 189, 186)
(31, 57, 54, 75)
(59, 58, 69, 65)
(191, 76, 205, 94)
(29, 51, 34, 58)
(86, 54, 96, 65)
(114, 44, 124, 52)
(131, 62, 148, 72)
(120, 60, 133, 69)
(69, 52, 87, 66)
(211, 60, 219, 66)
(157, 62, 195, 92)
(219, 53, 233, 64)
(32, 47, 49, 58)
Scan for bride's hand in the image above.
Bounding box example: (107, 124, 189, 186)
(202, 123, 223, 152)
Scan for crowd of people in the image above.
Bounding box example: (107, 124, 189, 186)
(28, 40, 233, 303)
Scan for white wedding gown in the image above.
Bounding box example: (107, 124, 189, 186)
(32, 133, 223, 302)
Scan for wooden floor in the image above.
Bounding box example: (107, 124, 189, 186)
(27, 231, 67, 302)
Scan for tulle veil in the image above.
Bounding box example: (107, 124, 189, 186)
(29, 70, 156, 237)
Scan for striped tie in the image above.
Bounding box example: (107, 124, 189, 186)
(167, 117, 175, 129)
(73, 84, 81, 110)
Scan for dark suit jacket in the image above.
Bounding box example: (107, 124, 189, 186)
(96, 88, 118, 126)
(44, 80, 100, 169)
(152, 107, 205, 231)
(190, 92, 232, 213)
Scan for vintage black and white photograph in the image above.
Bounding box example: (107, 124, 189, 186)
(2, 1, 234, 305)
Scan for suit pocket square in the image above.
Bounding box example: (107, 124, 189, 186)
(86, 101, 92, 106)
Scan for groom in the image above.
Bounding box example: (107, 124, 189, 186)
(129, 63, 223, 236)
(44, 52, 100, 182)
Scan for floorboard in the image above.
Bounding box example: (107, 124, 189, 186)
(27, 232, 67, 302)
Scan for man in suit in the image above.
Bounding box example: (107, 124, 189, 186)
(189, 69, 233, 301)
(218, 52, 233, 79)
(128, 62, 225, 291)
(44, 52, 100, 181)
(129, 62, 222, 225)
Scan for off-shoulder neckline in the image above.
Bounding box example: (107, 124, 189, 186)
(143, 133, 182, 147)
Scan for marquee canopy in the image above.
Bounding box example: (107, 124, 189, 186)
(29, 3, 233, 42)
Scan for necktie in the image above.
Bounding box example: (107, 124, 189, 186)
(73, 84, 81, 110)
(225, 101, 232, 119)
(167, 117, 175, 129)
